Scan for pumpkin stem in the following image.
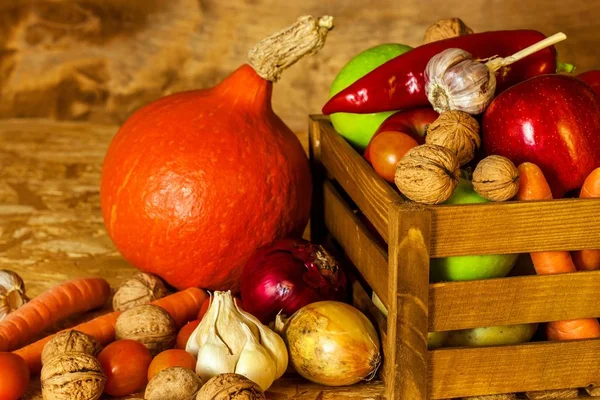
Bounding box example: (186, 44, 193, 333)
(247, 15, 334, 82)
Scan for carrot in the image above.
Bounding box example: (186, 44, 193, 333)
(572, 168, 600, 271)
(14, 286, 207, 375)
(517, 162, 600, 341)
(0, 277, 111, 353)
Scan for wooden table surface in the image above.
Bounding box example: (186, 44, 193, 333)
(0, 118, 383, 399)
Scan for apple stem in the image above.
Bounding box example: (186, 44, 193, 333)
(485, 32, 567, 73)
(557, 62, 576, 74)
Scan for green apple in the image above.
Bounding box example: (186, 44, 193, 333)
(429, 177, 519, 282)
(446, 324, 538, 347)
(329, 43, 412, 150)
(427, 331, 448, 350)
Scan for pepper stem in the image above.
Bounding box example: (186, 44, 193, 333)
(486, 32, 568, 73)
(557, 62, 576, 73)
(247, 15, 334, 82)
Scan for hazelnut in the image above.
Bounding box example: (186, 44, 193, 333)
(115, 304, 177, 355)
(473, 155, 520, 201)
(41, 352, 106, 400)
(145, 367, 203, 400)
(197, 373, 266, 400)
(42, 330, 102, 366)
(426, 110, 481, 166)
(423, 18, 474, 44)
(395, 144, 460, 205)
(113, 272, 169, 312)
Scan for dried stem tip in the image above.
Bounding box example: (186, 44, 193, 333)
(248, 15, 334, 82)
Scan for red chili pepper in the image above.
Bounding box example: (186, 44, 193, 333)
(322, 30, 569, 115)
(577, 71, 600, 96)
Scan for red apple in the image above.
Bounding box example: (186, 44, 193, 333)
(578, 70, 600, 96)
(364, 107, 438, 162)
(483, 74, 600, 198)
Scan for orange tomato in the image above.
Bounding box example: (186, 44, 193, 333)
(368, 130, 419, 183)
(97, 339, 153, 397)
(176, 319, 201, 350)
(147, 349, 196, 381)
(0, 353, 30, 400)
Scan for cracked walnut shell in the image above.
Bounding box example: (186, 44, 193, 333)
(112, 272, 168, 312)
(145, 367, 203, 400)
(42, 330, 102, 366)
(197, 373, 266, 400)
(426, 110, 481, 166)
(115, 304, 177, 355)
(473, 155, 520, 201)
(395, 144, 460, 205)
(41, 352, 106, 400)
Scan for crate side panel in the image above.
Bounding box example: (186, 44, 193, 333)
(429, 339, 600, 399)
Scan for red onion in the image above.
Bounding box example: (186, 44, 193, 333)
(240, 238, 347, 324)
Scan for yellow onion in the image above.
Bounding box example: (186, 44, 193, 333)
(276, 301, 381, 386)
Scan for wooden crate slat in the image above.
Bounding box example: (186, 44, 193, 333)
(322, 181, 390, 307)
(316, 116, 401, 243)
(430, 270, 600, 331)
(429, 199, 600, 257)
(429, 339, 600, 399)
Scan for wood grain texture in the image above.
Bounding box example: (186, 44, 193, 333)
(1, 0, 600, 134)
(429, 339, 600, 399)
(430, 199, 600, 257)
(315, 117, 400, 242)
(430, 270, 600, 331)
(387, 204, 432, 400)
(526, 389, 580, 399)
(323, 181, 389, 308)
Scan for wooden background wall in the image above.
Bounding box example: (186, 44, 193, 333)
(0, 0, 599, 134)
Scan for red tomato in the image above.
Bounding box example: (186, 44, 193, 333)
(147, 349, 196, 380)
(0, 353, 30, 400)
(368, 130, 419, 183)
(176, 319, 201, 350)
(97, 339, 153, 397)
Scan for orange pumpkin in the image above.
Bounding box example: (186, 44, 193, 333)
(100, 16, 332, 291)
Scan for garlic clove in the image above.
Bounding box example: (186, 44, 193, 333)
(234, 300, 288, 379)
(195, 296, 240, 382)
(0, 270, 28, 321)
(216, 292, 257, 356)
(234, 323, 277, 392)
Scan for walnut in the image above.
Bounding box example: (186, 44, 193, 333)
(41, 352, 106, 400)
(197, 373, 266, 400)
(426, 111, 481, 166)
(145, 367, 203, 400)
(113, 272, 169, 312)
(472, 155, 520, 201)
(115, 304, 177, 355)
(423, 18, 474, 44)
(41, 330, 102, 366)
(395, 144, 460, 205)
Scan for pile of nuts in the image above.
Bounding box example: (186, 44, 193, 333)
(395, 110, 519, 204)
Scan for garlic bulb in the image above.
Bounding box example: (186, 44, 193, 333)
(425, 48, 496, 115)
(425, 33, 568, 115)
(185, 291, 288, 391)
(0, 270, 28, 321)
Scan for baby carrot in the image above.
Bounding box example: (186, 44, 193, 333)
(0, 277, 111, 352)
(572, 168, 600, 271)
(517, 162, 600, 341)
(14, 286, 207, 375)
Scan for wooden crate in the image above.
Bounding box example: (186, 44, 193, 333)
(308, 115, 600, 400)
